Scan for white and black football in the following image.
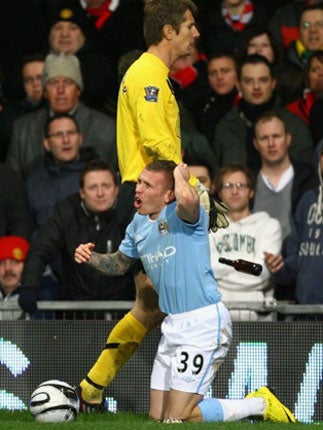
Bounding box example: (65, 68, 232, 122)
(29, 379, 79, 422)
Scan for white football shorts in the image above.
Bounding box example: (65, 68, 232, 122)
(150, 302, 232, 395)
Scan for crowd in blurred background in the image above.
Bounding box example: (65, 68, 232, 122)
(1, 0, 323, 321)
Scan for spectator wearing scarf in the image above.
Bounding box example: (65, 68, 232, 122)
(202, 0, 267, 57)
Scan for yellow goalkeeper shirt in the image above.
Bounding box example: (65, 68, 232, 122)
(117, 52, 183, 183)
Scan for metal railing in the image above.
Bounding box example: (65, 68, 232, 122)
(1, 300, 323, 321)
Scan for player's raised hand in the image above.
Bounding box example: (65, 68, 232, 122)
(174, 162, 190, 182)
(74, 242, 95, 264)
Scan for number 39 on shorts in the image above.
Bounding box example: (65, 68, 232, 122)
(177, 350, 205, 375)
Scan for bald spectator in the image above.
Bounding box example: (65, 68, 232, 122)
(252, 111, 316, 301)
(253, 111, 315, 248)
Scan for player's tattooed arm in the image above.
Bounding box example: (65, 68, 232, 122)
(88, 250, 137, 275)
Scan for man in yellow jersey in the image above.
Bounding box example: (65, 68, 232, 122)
(116, 0, 199, 229)
(77, 0, 228, 412)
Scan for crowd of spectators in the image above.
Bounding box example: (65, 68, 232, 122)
(1, 0, 323, 321)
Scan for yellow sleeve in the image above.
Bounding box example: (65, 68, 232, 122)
(136, 81, 182, 163)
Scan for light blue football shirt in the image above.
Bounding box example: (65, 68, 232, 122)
(119, 201, 221, 314)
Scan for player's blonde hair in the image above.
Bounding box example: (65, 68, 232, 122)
(145, 160, 176, 191)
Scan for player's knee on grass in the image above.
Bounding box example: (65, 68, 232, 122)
(187, 404, 203, 422)
(149, 389, 169, 421)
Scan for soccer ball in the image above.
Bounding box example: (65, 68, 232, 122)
(29, 380, 80, 423)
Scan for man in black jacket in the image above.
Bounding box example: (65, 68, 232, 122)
(18, 159, 135, 317)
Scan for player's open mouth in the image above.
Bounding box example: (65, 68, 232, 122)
(134, 196, 142, 208)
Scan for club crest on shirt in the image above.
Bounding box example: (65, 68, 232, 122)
(144, 85, 159, 102)
(158, 219, 169, 235)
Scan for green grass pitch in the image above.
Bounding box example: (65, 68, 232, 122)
(0, 411, 321, 430)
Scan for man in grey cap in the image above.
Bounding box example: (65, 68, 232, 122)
(6, 52, 117, 180)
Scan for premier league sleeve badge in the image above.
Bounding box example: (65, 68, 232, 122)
(144, 85, 159, 102)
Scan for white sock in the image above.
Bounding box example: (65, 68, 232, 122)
(217, 398, 266, 421)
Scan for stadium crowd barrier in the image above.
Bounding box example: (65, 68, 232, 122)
(0, 301, 322, 423)
(1, 300, 323, 320)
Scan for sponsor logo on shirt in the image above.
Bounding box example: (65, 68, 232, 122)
(141, 246, 176, 267)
